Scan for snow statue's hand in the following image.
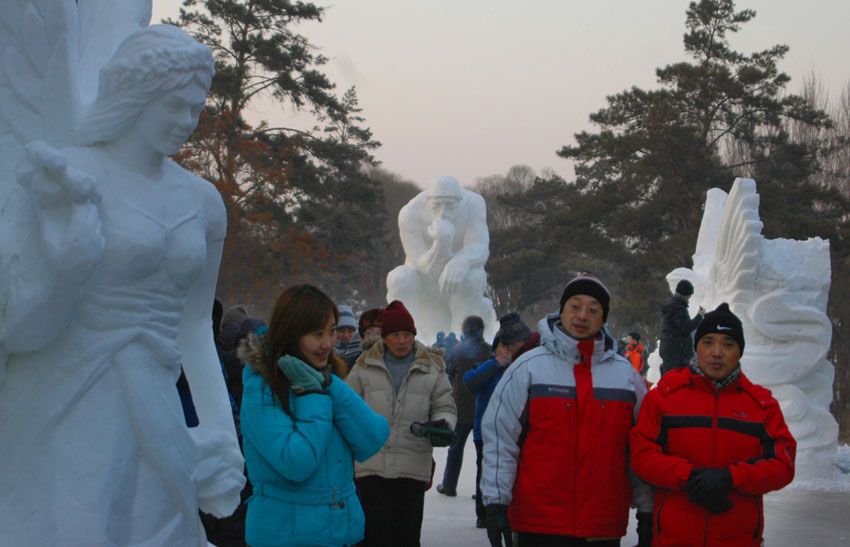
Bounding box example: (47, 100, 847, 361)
(190, 427, 246, 517)
(419, 219, 454, 278)
(427, 217, 455, 249)
(439, 257, 469, 296)
(17, 141, 105, 283)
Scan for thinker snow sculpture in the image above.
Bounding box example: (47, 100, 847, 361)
(0, 2, 244, 544)
(663, 178, 838, 480)
(387, 176, 497, 343)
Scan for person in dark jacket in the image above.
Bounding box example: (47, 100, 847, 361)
(436, 316, 491, 498)
(631, 303, 796, 546)
(659, 279, 705, 376)
(463, 312, 538, 529)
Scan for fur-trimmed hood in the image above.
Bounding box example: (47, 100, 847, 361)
(357, 339, 445, 371)
(237, 333, 268, 374)
(360, 335, 381, 352)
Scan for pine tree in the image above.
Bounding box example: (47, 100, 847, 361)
(169, 0, 383, 308)
(494, 0, 845, 340)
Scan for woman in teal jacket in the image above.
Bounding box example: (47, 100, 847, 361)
(239, 285, 390, 547)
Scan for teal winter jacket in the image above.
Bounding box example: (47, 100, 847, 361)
(240, 359, 389, 547)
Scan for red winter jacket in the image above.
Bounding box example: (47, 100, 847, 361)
(482, 314, 652, 538)
(624, 342, 646, 374)
(630, 367, 796, 546)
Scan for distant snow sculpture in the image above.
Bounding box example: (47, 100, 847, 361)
(655, 178, 838, 480)
(0, 1, 244, 544)
(387, 176, 497, 343)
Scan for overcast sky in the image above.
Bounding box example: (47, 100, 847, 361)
(152, 0, 850, 188)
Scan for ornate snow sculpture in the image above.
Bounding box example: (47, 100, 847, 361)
(658, 178, 838, 480)
(0, 1, 244, 544)
(387, 176, 497, 344)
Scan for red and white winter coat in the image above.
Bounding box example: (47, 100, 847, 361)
(630, 367, 796, 546)
(481, 313, 652, 538)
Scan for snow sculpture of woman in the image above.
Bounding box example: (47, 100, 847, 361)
(0, 4, 244, 544)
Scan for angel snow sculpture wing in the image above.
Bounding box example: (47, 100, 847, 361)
(0, 0, 82, 374)
(0, 0, 148, 374)
(702, 178, 763, 311)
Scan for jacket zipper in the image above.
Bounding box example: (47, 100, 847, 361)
(705, 386, 720, 546)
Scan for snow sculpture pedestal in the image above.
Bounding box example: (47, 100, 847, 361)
(657, 178, 838, 480)
(386, 176, 497, 344)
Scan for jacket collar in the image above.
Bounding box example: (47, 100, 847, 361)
(360, 339, 445, 371)
(657, 366, 756, 398)
(537, 312, 617, 365)
(674, 293, 690, 306)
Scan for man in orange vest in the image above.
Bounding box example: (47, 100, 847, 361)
(624, 332, 648, 377)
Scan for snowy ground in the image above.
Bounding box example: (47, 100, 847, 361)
(420, 443, 850, 546)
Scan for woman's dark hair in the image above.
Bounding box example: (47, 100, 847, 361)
(260, 284, 346, 416)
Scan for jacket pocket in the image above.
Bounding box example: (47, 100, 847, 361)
(656, 490, 667, 535)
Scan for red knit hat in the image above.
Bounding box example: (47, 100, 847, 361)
(381, 300, 417, 337)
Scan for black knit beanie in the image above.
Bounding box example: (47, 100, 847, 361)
(693, 303, 745, 355)
(559, 272, 611, 322)
(498, 312, 531, 346)
(676, 279, 695, 296)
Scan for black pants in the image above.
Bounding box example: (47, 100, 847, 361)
(440, 422, 473, 490)
(356, 475, 426, 547)
(474, 440, 485, 520)
(517, 532, 620, 547)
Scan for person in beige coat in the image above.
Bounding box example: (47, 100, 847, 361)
(347, 300, 456, 547)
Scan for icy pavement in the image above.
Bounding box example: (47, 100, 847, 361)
(420, 443, 850, 546)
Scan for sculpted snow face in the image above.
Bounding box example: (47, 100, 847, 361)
(386, 176, 497, 344)
(0, 6, 243, 545)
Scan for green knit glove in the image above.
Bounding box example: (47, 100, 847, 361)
(277, 355, 325, 393)
(410, 419, 456, 447)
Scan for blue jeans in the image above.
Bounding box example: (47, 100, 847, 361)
(440, 422, 473, 490)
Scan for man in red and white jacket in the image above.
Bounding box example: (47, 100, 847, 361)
(631, 303, 796, 546)
(481, 273, 653, 547)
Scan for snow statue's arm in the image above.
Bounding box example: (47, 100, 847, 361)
(439, 192, 488, 295)
(176, 181, 245, 517)
(398, 199, 442, 277)
(3, 142, 104, 354)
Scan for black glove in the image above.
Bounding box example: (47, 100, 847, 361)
(702, 493, 734, 514)
(685, 467, 733, 505)
(635, 511, 652, 547)
(410, 419, 457, 447)
(486, 504, 513, 547)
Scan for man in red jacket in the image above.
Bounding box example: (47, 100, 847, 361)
(482, 273, 653, 547)
(631, 303, 796, 546)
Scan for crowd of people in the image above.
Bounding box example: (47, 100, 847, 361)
(198, 272, 796, 547)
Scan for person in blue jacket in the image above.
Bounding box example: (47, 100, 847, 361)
(463, 312, 539, 529)
(238, 284, 390, 547)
